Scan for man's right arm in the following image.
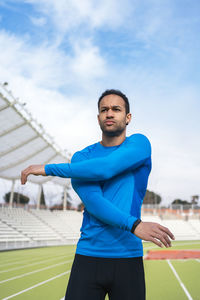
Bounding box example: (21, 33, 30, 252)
(21, 134, 151, 184)
(44, 133, 151, 181)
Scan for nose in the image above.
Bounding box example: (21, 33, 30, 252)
(106, 108, 114, 118)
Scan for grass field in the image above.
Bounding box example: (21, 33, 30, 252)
(0, 241, 200, 300)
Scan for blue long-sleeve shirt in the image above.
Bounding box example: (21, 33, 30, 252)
(45, 133, 152, 258)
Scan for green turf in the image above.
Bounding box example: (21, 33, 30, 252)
(171, 260, 200, 300)
(145, 260, 188, 299)
(0, 241, 199, 300)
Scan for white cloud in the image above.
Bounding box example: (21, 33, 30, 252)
(0, 30, 106, 89)
(71, 39, 105, 80)
(25, 0, 132, 32)
(0, 30, 103, 150)
(30, 16, 46, 26)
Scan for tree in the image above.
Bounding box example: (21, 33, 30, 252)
(77, 202, 84, 212)
(143, 190, 162, 204)
(4, 192, 29, 204)
(191, 195, 199, 204)
(50, 200, 73, 210)
(171, 199, 190, 205)
(40, 186, 46, 206)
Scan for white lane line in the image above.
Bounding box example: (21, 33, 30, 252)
(196, 259, 200, 262)
(0, 252, 58, 266)
(167, 260, 193, 300)
(143, 241, 200, 250)
(143, 241, 200, 254)
(0, 256, 50, 268)
(0, 254, 70, 273)
(0, 253, 74, 274)
(168, 241, 200, 247)
(2, 270, 70, 300)
(0, 259, 73, 284)
(0, 252, 71, 268)
(143, 245, 158, 250)
(0, 245, 76, 266)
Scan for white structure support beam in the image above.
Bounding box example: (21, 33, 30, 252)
(0, 135, 38, 157)
(0, 122, 26, 138)
(9, 179, 15, 207)
(63, 187, 67, 210)
(0, 103, 9, 111)
(0, 145, 50, 172)
(37, 184, 42, 210)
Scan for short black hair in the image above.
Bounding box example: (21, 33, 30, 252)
(98, 89, 130, 114)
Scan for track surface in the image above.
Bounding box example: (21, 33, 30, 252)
(0, 241, 199, 300)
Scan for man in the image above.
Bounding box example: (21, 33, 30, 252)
(21, 89, 175, 300)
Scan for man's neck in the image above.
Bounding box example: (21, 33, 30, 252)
(100, 132, 126, 147)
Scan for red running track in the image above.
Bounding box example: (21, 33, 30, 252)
(145, 250, 200, 260)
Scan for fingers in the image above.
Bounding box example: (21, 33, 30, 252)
(21, 170, 27, 185)
(21, 164, 46, 184)
(21, 166, 31, 185)
(159, 225, 175, 240)
(151, 224, 175, 248)
(133, 221, 175, 249)
(149, 237, 163, 248)
(152, 233, 171, 248)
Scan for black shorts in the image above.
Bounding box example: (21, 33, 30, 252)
(65, 254, 145, 300)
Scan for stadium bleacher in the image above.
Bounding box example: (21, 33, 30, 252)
(0, 207, 82, 250)
(0, 206, 199, 251)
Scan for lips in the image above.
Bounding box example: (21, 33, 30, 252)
(104, 120, 115, 125)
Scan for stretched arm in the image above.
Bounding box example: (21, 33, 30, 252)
(72, 152, 175, 248)
(71, 151, 137, 231)
(72, 180, 137, 231)
(44, 134, 151, 181)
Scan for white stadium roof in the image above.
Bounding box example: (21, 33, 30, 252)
(0, 83, 70, 187)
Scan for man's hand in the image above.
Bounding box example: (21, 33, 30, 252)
(21, 164, 46, 185)
(134, 221, 175, 248)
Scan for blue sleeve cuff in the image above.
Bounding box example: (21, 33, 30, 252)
(44, 163, 72, 178)
(44, 164, 52, 176)
(127, 215, 138, 231)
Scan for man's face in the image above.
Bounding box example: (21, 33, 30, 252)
(97, 94, 131, 137)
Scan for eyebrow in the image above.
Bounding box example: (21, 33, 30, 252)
(100, 105, 122, 109)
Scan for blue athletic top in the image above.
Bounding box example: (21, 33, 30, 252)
(45, 133, 152, 258)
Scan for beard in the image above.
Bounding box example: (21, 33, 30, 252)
(99, 121, 126, 137)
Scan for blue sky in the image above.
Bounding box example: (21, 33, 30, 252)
(0, 0, 199, 205)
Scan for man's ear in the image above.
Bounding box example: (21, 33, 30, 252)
(126, 113, 132, 125)
(97, 114, 100, 125)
